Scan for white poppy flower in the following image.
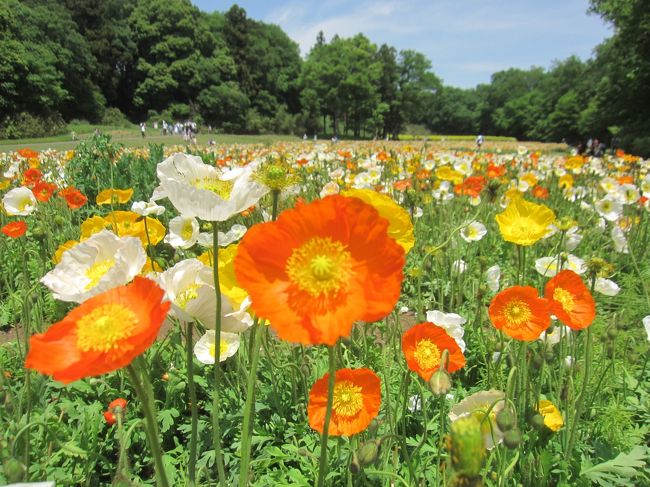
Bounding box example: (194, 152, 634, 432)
(165, 215, 199, 249)
(425, 310, 467, 352)
(194, 330, 240, 364)
(152, 153, 269, 222)
(2, 187, 37, 216)
(535, 254, 585, 277)
(460, 221, 487, 242)
(41, 230, 146, 303)
(218, 224, 247, 246)
(611, 226, 629, 253)
(320, 181, 340, 198)
(452, 259, 466, 274)
(413, 207, 424, 218)
(643, 316, 650, 342)
(539, 324, 570, 347)
(595, 196, 623, 222)
(564, 227, 582, 251)
(448, 390, 505, 449)
(131, 200, 165, 216)
(595, 278, 620, 296)
(486, 265, 501, 292)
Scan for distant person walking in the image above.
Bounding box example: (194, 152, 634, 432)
(140, 122, 146, 139)
(476, 134, 484, 150)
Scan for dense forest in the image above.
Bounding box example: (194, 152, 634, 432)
(1, 0, 649, 153)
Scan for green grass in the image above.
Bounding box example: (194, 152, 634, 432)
(0, 125, 301, 152)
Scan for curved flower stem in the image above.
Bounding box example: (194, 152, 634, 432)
(126, 361, 170, 487)
(564, 326, 592, 461)
(316, 344, 337, 487)
(143, 217, 157, 265)
(185, 321, 198, 486)
(211, 224, 227, 486)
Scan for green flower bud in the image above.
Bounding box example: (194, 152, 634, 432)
(3, 457, 25, 483)
(529, 413, 545, 431)
(495, 408, 516, 432)
(428, 369, 452, 396)
(357, 440, 380, 467)
(503, 428, 522, 449)
(449, 415, 485, 476)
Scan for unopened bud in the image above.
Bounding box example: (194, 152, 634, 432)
(495, 409, 516, 432)
(357, 440, 380, 467)
(3, 457, 25, 483)
(503, 429, 522, 449)
(428, 369, 452, 396)
(529, 413, 545, 431)
(449, 415, 485, 476)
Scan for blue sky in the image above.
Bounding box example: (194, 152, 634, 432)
(192, 0, 612, 88)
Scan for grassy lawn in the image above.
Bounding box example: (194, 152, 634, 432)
(0, 126, 301, 152)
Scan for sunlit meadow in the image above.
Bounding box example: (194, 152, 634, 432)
(1, 135, 649, 486)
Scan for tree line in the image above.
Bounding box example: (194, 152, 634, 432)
(1, 0, 648, 154)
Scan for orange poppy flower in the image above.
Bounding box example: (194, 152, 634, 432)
(402, 322, 465, 380)
(487, 164, 506, 179)
(235, 195, 405, 346)
(544, 270, 595, 330)
(308, 368, 381, 436)
(2, 221, 27, 238)
(532, 185, 549, 200)
(32, 181, 57, 202)
(17, 148, 39, 159)
(25, 277, 170, 384)
(103, 398, 128, 425)
(393, 179, 411, 192)
(59, 187, 88, 209)
(22, 168, 42, 187)
(488, 286, 551, 341)
(455, 176, 486, 198)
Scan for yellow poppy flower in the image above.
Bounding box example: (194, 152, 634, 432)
(80, 216, 110, 240)
(198, 244, 248, 308)
(495, 196, 555, 246)
(558, 174, 574, 189)
(81, 211, 165, 246)
(537, 400, 563, 432)
(342, 189, 415, 253)
(53, 240, 80, 264)
(436, 166, 464, 184)
(521, 173, 538, 187)
(96, 188, 134, 205)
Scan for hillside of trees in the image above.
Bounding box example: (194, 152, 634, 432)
(1, 0, 649, 154)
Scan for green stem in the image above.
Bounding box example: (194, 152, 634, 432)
(238, 319, 264, 487)
(238, 190, 281, 485)
(211, 224, 227, 486)
(316, 345, 337, 487)
(125, 362, 170, 487)
(565, 326, 592, 460)
(186, 321, 198, 486)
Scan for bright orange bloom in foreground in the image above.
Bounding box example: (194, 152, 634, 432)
(59, 187, 88, 209)
(25, 277, 170, 384)
(308, 368, 380, 436)
(235, 195, 405, 345)
(455, 175, 486, 198)
(2, 221, 27, 238)
(488, 286, 551, 341)
(544, 270, 595, 330)
(402, 322, 465, 381)
(32, 181, 57, 202)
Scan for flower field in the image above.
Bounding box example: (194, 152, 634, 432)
(1, 135, 649, 486)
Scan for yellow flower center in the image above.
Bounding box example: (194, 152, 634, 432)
(464, 226, 478, 239)
(84, 259, 115, 290)
(286, 237, 353, 296)
(181, 220, 194, 240)
(502, 299, 532, 327)
(332, 380, 363, 417)
(176, 283, 201, 309)
(76, 304, 138, 352)
(414, 339, 441, 370)
(18, 197, 32, 211)
(209, 340, 229, 359)
(192, 176, 233, 200)
(553, 287, 575, 313)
